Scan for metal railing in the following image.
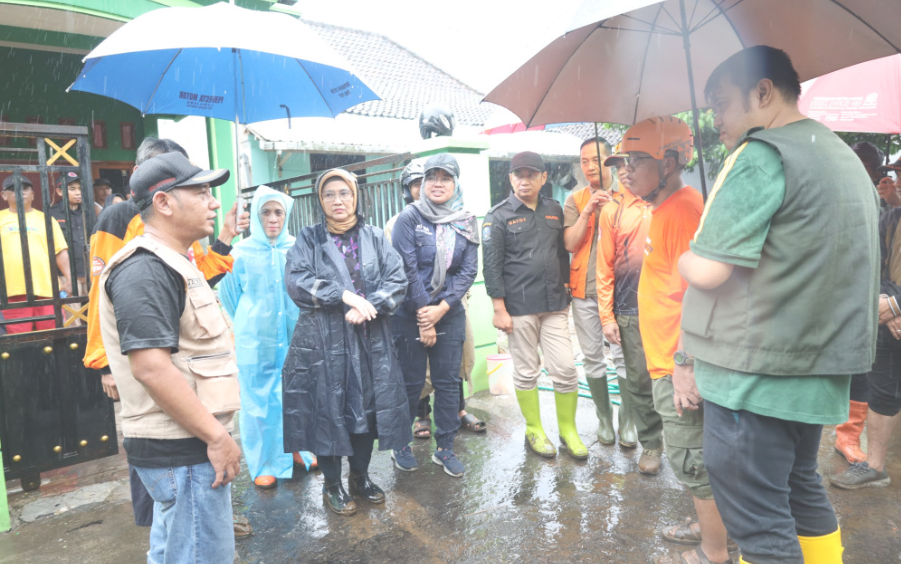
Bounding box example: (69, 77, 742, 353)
(242, 152, 412, 233)
(0, 122, 96, 340)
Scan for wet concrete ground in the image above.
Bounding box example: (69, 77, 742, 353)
(2, 389, 900, 563)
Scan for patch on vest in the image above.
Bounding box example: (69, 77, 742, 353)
(91, 256, 105, 276)
(186, 278, 203, 289)
(482, 225, 491, 241)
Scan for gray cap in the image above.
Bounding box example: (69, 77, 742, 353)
(423, 153, 460, 178)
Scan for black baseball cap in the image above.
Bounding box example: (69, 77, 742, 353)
(851, 142, 883, 166)
(510, 151, 544, 172)
(2, 174, 33, 191)
(130, 152, 229, 210)
(56, 171, 80, 189)
(424, 153, 460, 177)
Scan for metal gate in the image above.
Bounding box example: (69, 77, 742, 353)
(0, 122, 116, 491)
(243, 153, 413, 233)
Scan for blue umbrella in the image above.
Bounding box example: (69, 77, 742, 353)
(68, 2, 379, 124)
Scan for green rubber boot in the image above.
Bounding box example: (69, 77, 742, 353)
(585, 376, 615, 445)
(514, 388, 557, 458)
(555, 390, 589, 460)
(617, 377, 638, 448)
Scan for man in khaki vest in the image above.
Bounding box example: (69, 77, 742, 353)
(99, 151, 241, 564)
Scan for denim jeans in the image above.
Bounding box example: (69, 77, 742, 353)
(704, 400, 838, 564)
(128, 464, 154, 527)
(392, 310, 465, 450)
(134, 462, 235, 564)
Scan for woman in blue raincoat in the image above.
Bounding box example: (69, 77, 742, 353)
(220, 185, 314, 490)
(283, 169, 410, 517)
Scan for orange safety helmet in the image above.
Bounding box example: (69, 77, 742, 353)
(620, 116, 694, 165)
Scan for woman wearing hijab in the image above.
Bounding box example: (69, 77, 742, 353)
(283, 169, 410, 516)
(389, 154, 480, 478)
(220, 185, 315, 490)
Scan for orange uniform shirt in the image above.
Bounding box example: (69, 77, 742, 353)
(596, 188, 651, 326)
(636, 186, 703, 380)
(83, 202, 234, 371)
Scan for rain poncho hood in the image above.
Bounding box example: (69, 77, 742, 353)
(219, 185, 312, 477)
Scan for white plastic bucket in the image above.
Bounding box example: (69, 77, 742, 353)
(486, 353, 515, 395)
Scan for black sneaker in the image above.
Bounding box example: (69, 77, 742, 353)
(830, 462, 890, 490)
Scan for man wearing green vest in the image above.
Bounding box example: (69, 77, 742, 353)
(678, 46, 879, 564)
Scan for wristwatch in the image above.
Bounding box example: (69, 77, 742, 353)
(673, 350, 694, 366)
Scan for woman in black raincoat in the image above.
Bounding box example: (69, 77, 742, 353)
(282, 168, 411, 516)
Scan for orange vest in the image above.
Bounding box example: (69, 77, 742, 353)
(569, 185, 598, 299)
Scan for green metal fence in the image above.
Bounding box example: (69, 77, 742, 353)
(242, 152, 412, 233)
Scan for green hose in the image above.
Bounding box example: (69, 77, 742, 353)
(539, 364, 622, 403)
(543, 371, 620, 393)
(537, 384, 622, 405)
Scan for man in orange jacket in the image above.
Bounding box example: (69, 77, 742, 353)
(563, 137, 638, 449)
(84, 137, 249, 528)
(596, 147, 664, 475)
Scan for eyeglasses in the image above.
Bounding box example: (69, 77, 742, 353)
(322, 190, 353, 203)
(424, 174, 454, 185)
(625, 155, 655, 168)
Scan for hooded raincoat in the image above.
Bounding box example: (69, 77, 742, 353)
(282, 176, 412, 456)
(219, 185, 299, 479)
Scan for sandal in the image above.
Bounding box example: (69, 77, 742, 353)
(651, 546, 732, 564)
(662, 519, 703, 545)
(662, 519, 738, 551)
(460, 413, 487, 433)
(413, 417, 432, 439)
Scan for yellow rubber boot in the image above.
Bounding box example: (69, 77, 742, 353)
(514, 388, 557, 458)
(798, 528, 844, 564)
(554, 390, 589, 460)
(739, 558, 755, 564)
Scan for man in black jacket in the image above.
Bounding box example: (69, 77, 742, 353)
(482, 151, 586, 461)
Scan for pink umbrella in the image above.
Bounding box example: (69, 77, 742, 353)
(480, 122, 580, 135)
(799, 55, 901, 134)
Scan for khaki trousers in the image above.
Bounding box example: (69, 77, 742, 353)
(508, 309, 578, 394)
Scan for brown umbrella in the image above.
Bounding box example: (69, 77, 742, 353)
(484, 0, 901, 196)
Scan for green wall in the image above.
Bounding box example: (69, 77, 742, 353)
(0, 46, 143, 163)
(248, 138, 311, 187)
